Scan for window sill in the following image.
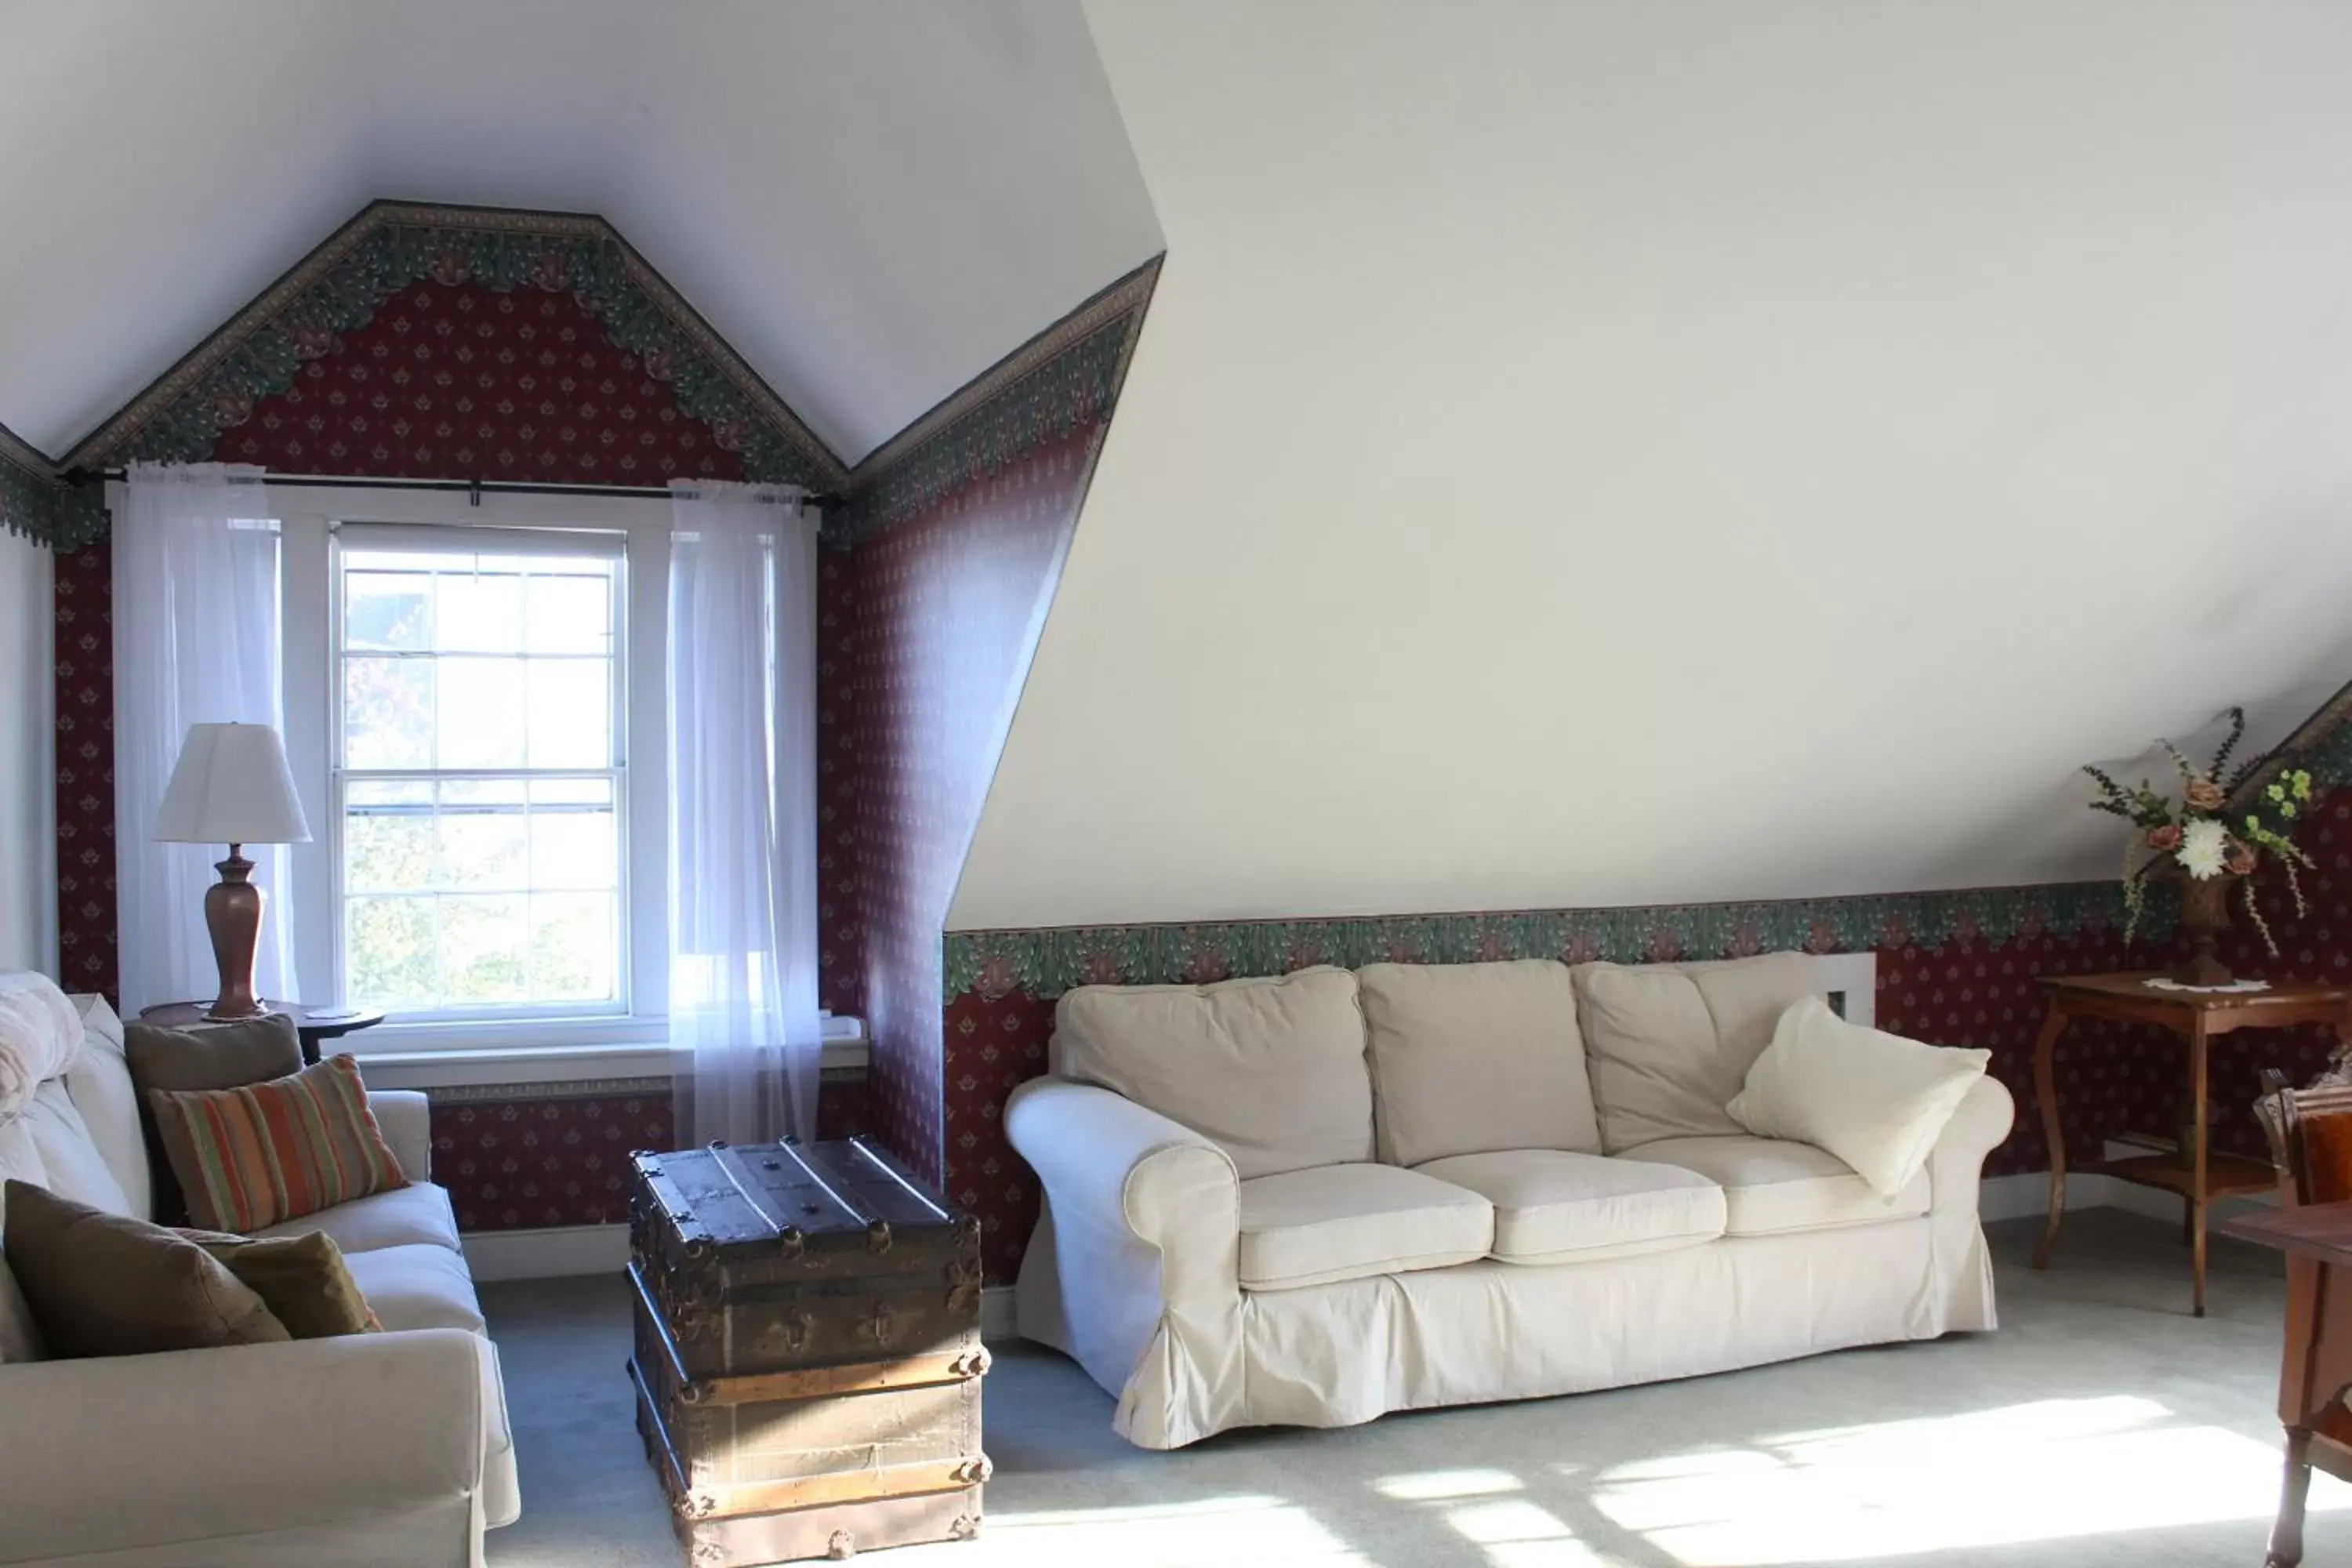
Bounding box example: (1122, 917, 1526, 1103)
(350, 1017, 868, 1091)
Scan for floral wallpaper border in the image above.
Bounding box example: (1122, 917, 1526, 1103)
(55, 201, 849, 522)
(832, 257, 1160, 544)
(943, 880, 2177, 1002)
(0, 423, 68, 545)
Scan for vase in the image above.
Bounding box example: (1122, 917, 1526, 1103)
(2173, 873, 2237, 986)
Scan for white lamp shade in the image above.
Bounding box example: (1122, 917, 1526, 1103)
(153, 723, 312, 845)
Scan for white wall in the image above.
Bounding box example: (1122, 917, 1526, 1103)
(950, 0, 2352, 931)
(0, 532, 56, 974)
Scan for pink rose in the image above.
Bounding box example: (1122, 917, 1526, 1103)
(2184, 778, 2226, 812)
(2147, 824, 2182, 852)
(2224, 838, 2257, 877)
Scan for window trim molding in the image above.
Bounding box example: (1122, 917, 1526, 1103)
(276, 485, 673, 1049)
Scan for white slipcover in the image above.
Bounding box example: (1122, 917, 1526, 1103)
(1238, 1163, 1493, 1290)
(1012, 951, 2014, 1451)
(0, 988, 518, 1564)
(1358, 960, 1600, 1164)
(1621, 1135, 1932, 1235)
(1054, 967, 1374, 1178)
(1414, 1148, 1725, 1265)
(1575, 953, 1820, 1152)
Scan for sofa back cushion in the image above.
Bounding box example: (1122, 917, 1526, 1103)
(21, 1081, 132, 1217)
(64, 996, 149, 1221)
(1573, 952, 1822, 1152)
(1357, 960, 1601, 1166)
(1052, 967, 1372, 1179)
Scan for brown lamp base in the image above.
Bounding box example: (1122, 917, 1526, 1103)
(203, 845, 267, 1020)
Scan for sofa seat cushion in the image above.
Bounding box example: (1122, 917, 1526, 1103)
(254, 1181, 460, 1255)
(341, 1242, 486, 1334)
(1620, 1135, 1929, 1236)
(1357, 960, 1602, 1167)
(1237, 1163, 1493, 1290)
(1414, 1149, 1726, 1265)
(1054, 967, 1374, 1179)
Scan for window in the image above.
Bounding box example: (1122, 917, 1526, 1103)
(332, 524, 627, 1020)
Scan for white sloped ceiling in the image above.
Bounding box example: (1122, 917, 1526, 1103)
(0, 0, 1161, 464)
(948, 0, 2352, 931)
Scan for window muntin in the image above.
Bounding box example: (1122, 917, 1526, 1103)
(334, 530, 626, 1018)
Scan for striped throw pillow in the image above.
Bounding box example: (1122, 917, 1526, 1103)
(146, 1054, 409, 1232)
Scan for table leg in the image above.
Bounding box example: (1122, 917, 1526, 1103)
(2190, 1012, 2211, 1319)
(2031, 1004, 2071, 1271)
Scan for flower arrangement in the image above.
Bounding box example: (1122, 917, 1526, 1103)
(2082, 706, 2315, 958)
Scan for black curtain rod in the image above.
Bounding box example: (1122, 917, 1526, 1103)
(86, 469, 846, 510)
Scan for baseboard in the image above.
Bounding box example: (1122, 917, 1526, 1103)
(461, 1223, 631, 1282)
(1979, 1150, 2278, 1229)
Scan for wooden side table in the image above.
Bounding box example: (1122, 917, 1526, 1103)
(2031, 973, 2352, 1316)
(138, 1000, 387, 1066)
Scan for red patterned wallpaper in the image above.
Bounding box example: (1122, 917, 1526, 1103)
(429, 1074, 871, 1232)
(53, 543, 116, 1000)
(219, 282, 746, 484)
(817, 424, 1105, 1189)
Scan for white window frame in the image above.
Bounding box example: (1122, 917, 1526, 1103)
(278, 486, 673, 1054)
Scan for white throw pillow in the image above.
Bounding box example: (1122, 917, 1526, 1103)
(1726, 996, 1990, 1199)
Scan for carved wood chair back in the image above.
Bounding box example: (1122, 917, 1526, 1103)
(2254, 1069, 2352, 1566)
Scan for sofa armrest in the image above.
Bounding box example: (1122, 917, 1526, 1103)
(0, 1328, 487, 1566)
(1929, 1073, 2016, 1210)
(371, 1088, 434, 1182)
(1007, 1077, 1240, 1308)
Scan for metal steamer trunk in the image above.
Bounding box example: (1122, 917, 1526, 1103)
(627, 1137, 989, 1563)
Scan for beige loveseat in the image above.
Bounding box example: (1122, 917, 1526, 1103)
(0, 991, 519, 1566)
(1008, 952, 2013, 1450)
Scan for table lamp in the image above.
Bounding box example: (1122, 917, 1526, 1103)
(153, 722, 312, 1020)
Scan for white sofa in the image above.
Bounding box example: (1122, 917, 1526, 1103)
(1008, 952, 2014, 1450)
(0, 993, 519, 1567)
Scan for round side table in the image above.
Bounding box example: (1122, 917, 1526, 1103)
(138, 1000, 387, 1065)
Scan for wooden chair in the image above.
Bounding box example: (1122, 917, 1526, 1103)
(2253, 1067, 2352, 1566)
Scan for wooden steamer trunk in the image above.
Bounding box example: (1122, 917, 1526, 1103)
(628, 1137, 988, 1563)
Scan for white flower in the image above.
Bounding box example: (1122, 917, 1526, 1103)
(2178, 818, 2229, 880)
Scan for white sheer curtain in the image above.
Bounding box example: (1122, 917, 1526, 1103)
(113, 463, 294, 1015)
(667, 480, 822, 1145)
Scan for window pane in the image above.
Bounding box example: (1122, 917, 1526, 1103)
(439, 895, 529, 1003)
(343, 657, 434, 768)
(336, 532, 626, 1022)
(437, 659, 525, 768)
(527, 661, 612, 768)
(530, 808, 616, 890)
(436, 809, 528, 890)
(347, 897, 436, 1007)
(531, 894, 615, 1001)
(527, 574, 612, 655)
(437, 572, 524, 654)
(344, 572, 433, 651)
(346, 808, 434, 893)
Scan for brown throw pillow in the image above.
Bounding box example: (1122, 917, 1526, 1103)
(147, 1054, 409, 1232)
(176, 1229, 381, 1338)
(2, 1180, 289, 1357)
(125, 1014, 303, 1224)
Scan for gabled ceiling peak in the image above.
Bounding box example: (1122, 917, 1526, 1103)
(59, 201, 852, 494)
